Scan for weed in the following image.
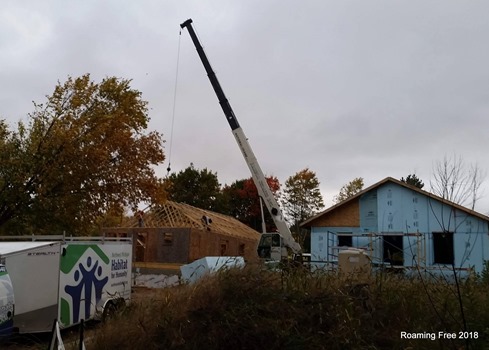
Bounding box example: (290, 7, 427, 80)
(90, 265, 489, 350)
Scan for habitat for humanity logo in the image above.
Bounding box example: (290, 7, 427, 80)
(59, 245, 110, 326)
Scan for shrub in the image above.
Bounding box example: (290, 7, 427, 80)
(90, 265, 489, 350)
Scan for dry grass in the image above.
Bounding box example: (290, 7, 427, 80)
(89, 264, 489, 350)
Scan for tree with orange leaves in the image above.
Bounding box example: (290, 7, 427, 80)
(221, 176, 281, 233)
(0, 74, 166, 235)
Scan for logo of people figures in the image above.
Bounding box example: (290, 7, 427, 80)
(61, 246, 109, 324)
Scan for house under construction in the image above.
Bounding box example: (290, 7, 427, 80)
(301, 177, 489, 275)
(103, 201, 261, 272)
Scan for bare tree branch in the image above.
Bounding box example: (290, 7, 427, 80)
(431, 153, 486, 210)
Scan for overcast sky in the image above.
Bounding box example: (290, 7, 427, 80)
(2, 1, 489, 214)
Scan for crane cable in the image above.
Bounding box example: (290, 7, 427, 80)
(166, 29, 182, 176)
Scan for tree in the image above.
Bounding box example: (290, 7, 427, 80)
(220, 179, 250, 221)
(430, 156, 485, 326)
(400, 174, 425, 189)
(221, 176, 281, 233)
(431, 153, 486, 210)
(334, 177, 364, 203)
(166, 163, 221, 211)
(281, 168, 324, 251)
(0, 74, 166, 235)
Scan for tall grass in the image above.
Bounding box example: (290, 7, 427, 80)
(90, 265, 489, 350)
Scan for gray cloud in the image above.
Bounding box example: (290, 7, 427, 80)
(1, 0, 488, 213)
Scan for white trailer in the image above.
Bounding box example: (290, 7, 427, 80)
(0, 236, 132, 334)
(0, 264, 14, 337)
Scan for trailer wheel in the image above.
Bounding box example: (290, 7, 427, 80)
(102, 301, 118, 322)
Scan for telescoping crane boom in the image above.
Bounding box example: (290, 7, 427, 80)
(180, 19, 301, 262)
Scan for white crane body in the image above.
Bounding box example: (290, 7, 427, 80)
(180, 19, 301, 261)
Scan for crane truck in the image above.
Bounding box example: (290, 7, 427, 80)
(180, 19, 302, 263)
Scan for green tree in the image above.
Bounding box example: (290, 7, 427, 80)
(166, 163, 221, 211)
(334, 177, 364, 203)
(220, 179, 250, 221)
(281, 168, 324, 251)
(0, 74, 166, 235)
(221, 176, 281, 233)
(400, 174, 424, 189)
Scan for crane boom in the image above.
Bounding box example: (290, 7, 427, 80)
(180, 19, 301, 259)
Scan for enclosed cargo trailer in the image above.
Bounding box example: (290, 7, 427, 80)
(0, 236, 132, 334)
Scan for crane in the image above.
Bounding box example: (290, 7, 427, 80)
(180, 19, 301, 262)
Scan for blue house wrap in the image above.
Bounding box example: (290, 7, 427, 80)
(301, 177, 489, 274)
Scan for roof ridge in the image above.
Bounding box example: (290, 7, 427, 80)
(301, 176, 489, 227)
(118, 200, 260, 240)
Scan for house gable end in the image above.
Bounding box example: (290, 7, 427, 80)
(307, 198, 360, 228)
